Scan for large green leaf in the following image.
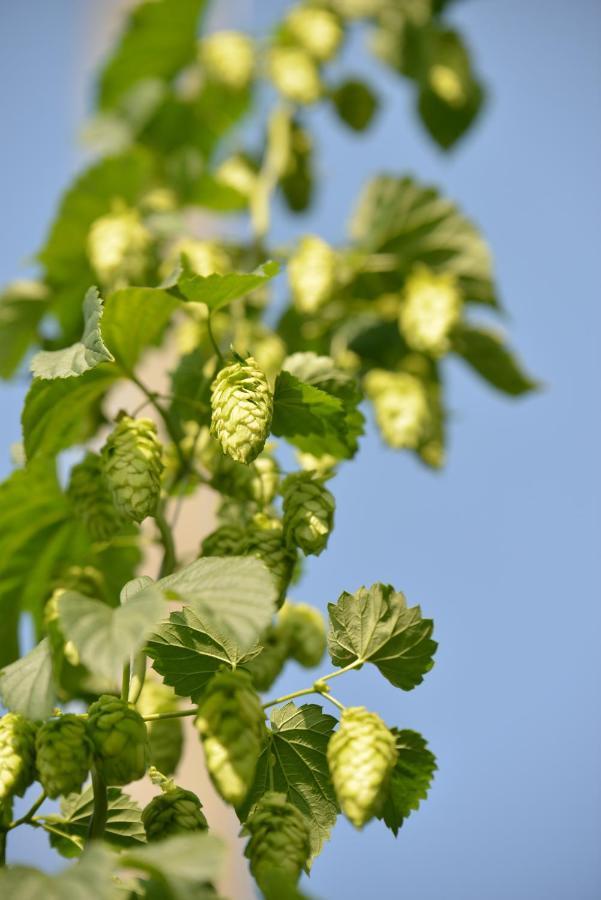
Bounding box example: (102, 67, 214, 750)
(328, 583, 437, 690)
(238, 702, 338, 862)
(102, 286, 179, 371)
(350, 174, 497, 305)
(452, 324, 538, 396)
(0, 845, 114, 900)
(177, 260, 279, 312)
(57, 580, 165, 683)
(158, 556, 278, 655)
(147, 605, 260, 702)
(42, 786, 146, 858)
(332, 79, 379, 132)
(98, 0, 207, 110)
(22, 366, 120, 460)
(120, 833, 224, 889)
(377, 729, 437, 835)
(0, 280, 47, 378)
(30, 287, 114, 379)
(0, 638, 57, 719)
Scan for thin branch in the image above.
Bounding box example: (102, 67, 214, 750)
(8, 791, 47, 830)
(141, 707, 198, 723)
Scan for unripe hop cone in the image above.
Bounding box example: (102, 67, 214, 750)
(244, 516, 297, 607)
(244, 623, 289, 692)
(102, 416, 163, 523)
(136, 680, 184, 777)
(68, 452, 124, 542)
(282, 473, 335, 556)
(35, 714, 92, 799)
(0, 713, 37, 802)
(327, 706, 398, 828)
(210, 356, 273, 465)
(201, 523, 246, 558)
(195, 669, 265, 806)
(243, 791, 311, 888)
(142, 786, 208, 842)
(87, 695, 149, 785)
(279, 602, 326, 668)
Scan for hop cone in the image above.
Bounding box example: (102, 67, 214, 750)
(244, 516, 297, 607)
(399, 265, 462, 357)
(243, 792, 311, 888)
(267, 46, 321, 105)
(285, 7, 343, 62)
(282, 473, 335, 556)
(195, 669, 265, 806)
(363, 370, 429, 450)
(279, 602, 326, 668)
(288, 235, 337, 314)
(0, 713, 37, 802)
(137, 680, 183, 777)
(142, 787, 208, 842)
(68, 452, 124, 542)
(210, 357, 273, 464)
(249, 453, 280, 505)
(327, 706, 398, 828)
(87, 205, 150, 287)
(102, 416, 164, 523)
(201, 523, 246, 558)
(244, 624, 289, 692)
(201, 31, 255, 91)
(35, 715, 92, 799)
(87, 695, 149, 786)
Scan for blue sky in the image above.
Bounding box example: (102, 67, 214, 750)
(1, 2, 600, 898)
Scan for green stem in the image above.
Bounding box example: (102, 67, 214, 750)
(262, 660, 363, 710)
(206, 313, 223, 362)
(87, 764, 108, 842)
(8, 791, 47, 830)
(125, 369, 187, 470)
(0, 830, 5, 866)
(128, 652, 147, 705)
(321, 692, 345, 712)
(155, 505, 177, 578)
(320, 659, 363, 682)
(121, 661, 131, 702)
(142, 707, 198, 723)
(262, 685, 317, 710)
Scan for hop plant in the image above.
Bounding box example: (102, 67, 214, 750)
(244, 515, 297, 606)
(364, 369, 430, 450)
(136, 680, 184, 777)
(242, 792, 311, 888)
(267, 46, 322, 105)
(162, 237, 231, 280)
(35, 715, 92, 799)
(195, 669, 265, 806)
(87, 695, 149, 786)
(399, 265, 462, 356)
(0, 713, 37, 803)
(285, 7, 343, 62)
(288, 235, 337, 314)
(282, 473, 335, 556)
(201, 523, 247, 558)
(102, 416, 164, 523)
(249, 452, 280, 505)
(200, 31, 255, 90)
(279, 602, 326, 668)
(142, 784, 208, 842)
(87, 203, 151, 287)
(210, 357, 273, 464)
(327, 706, 398, 828)
(244, 623, 289, 692)
(68, 452, 124, 542)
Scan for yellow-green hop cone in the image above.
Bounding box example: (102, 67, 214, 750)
(279, 602, 326, 668)
(102, 416, 164, 523)
(35, 715, 92, 799)
(244, 624, 289, 692)
(195, 669, 265, 806)
(249, 453, 280, 506)
(142, 786, 208, 842)
(243, 792, 311, 888)
(285, 7, 343, 62)
(267, 46, 322, 105)
(364, 369, 430, 450)
(288, 234, 337, 314)
(0, 713, 37, 802)
(87, 695, 149, 786)
(244, 516, 297, 607)
(327, 706, 397, 828)
(282, 473, 335, 556)
(68, 452, 124, 542)
(210, 357, 273, 464)
(87, 204, 151, 287)
(136, 680, 183, 777)
(201, 31, 255, 90)
(201, 523, 247, 558)
(399, 265, 462, 357)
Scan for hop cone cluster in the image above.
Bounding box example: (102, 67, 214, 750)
(210, 357, 273, 464)
(327, 706, 398, 828)
(364, 369, 429, 450)
(195, 669, 265, 806)
(68, 452, 124, 542)
(282, 473, 335, 556)
(87, 695, 149, 786)
(102, 416, 163, 523)
(0, 713, 37, 803)
(35, 715, 92, 799)
(243, 792, 311, 888)
(399, 265, 462, 357)
(288, 235, 337, 314)
(279, 602, 326, 668)
(136, 680, 183, 777)
(142, 786, 208, 842)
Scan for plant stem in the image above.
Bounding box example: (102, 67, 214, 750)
(262, 660, 363, 710)
(128, 652, 147, 705)
(320, 692, 345, 712)
(142, 707, 198, 723)
(319, 659, 363, 682)
(8, 791, 47, 830)
(0, 830, 5, 866)
(87, 764, 108, 842)
(121, 661, 131, 702)
(155, 505, 177, 578)
(206, 312, 223, 362)
(125, 368, 187, 469)
(262, 685, 317, 710)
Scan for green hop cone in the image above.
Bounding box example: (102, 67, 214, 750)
(279, 602, 326, 668)
(327, 706, 398, 828)
(102, 416, 164, 523)
(244, 623, 289, 692)
(195, 669, 265, 806)
(243, 792, 311, 888)
(136, 680, 184, 777)
(35, 715, 92, 799)
(68, 452, 124, 542)
(87, 695, 149, 786)
(248, 452, 280, 506)
(282, 473, 335, 556)
(210, 356, 273, 464)
(201, 523, 247, 558)
(244, 515, 297, 607)
(363, 370, 429, 450)
(0, 713, 37, 803)
(142, 786, 208, 842)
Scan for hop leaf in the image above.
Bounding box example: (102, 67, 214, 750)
(136, 680, 183, 777)
(142, 786, 208, 842)
(68, 452, 125, 542)
(35, 714, 92, 799)
(363, 370, 429, 450)
(102, 416, 164, 523)
(195, 669, 265, 806)
(0, 713, 37, 802)
(242, 791, 311, 889)
(282, 473, 335, 556)
(210, 357, 273, 464)
(279, 602, 326, 668)
(87, 695, 149, 786)
(327, 706, 398, 828)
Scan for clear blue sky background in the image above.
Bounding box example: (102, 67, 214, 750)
(1, 2, 600, 898)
